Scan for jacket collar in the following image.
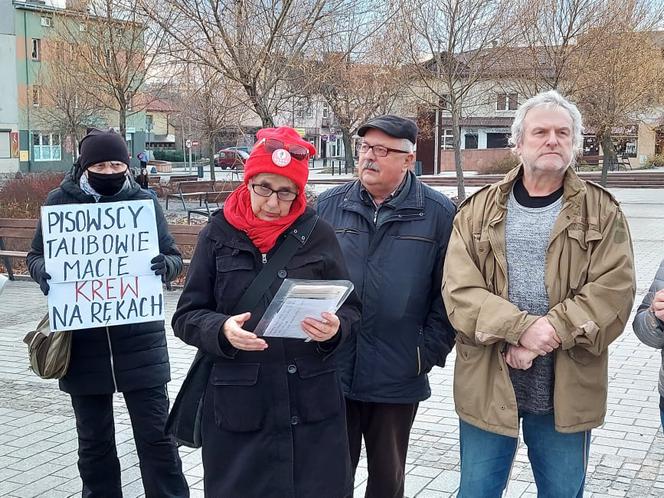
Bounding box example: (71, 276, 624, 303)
(342, 171, 425, 212)
(494, 165, 586, 213)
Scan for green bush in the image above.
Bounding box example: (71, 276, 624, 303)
(153, 149, 185, 162)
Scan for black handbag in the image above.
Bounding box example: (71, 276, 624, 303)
(166, 215, 318, 448)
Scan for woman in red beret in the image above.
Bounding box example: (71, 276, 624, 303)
(172, 127, 361, 498)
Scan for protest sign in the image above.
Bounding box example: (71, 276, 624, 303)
(42, 200, 164, 331)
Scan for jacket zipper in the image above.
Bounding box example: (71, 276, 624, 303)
(373, 209, 378, 224)
(262, 253, 267, 264)
(106, 326, 119, 392)
(416, 346, 422, 376)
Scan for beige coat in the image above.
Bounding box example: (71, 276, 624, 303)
(443, 166, 635, 437)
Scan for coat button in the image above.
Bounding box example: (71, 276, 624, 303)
(291, 416, 299, 425)
(287, 364, 297, 374)
(278, 269, 287, 278)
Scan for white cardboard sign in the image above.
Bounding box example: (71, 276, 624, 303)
(41, 200, 164, 331)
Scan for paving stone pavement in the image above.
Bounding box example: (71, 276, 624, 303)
(1, 187, 663, 497)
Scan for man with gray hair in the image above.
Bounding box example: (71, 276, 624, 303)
(443, 90, 635, 496)
(318, 115, 456, 497)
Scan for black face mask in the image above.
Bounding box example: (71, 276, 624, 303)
(87, 170, 127, 196)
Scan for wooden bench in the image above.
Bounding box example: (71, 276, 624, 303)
(165, 223, 205, 289)
(0, 218, 38, 280)
(0, 217, 205, 288)
(577, 155, 631, 171)
(187, 190, 233, 223)
(165, 180, 217, 210)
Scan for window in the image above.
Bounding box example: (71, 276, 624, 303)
(441, 129, 454, 150)
(146, 114, 154, 131)
(496, 93, 518, 111)
(322, 102, 329, 119)
(40, 17, 53, 27)
(486, 132, 509, 148)
(33, 133, 61, 161)
(0, 131, 10, 159)
(31, 39, 41, 61)
(32, 85, 41, 107)
(465, 133, 478, 149)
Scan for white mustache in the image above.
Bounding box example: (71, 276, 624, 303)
(362, 161, 379, 172)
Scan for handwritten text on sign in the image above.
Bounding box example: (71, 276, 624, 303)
(42, 200, 164, 331)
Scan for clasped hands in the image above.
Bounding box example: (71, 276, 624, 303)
(504, 317, 561, 370)
(222, 311, 340, 351)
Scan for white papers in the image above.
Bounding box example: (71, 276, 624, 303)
(255, 280, 354, 340)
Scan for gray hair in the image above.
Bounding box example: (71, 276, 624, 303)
(509, 90, 584, 154)
(401, 139, 415, 153)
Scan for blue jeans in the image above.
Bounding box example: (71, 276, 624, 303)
(458, 414, 590, 498)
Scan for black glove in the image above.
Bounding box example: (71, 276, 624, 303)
(150, 254, 167, 277)
(39, 272, 51, 296)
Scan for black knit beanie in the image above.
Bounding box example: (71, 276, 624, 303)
(78, 129, 130, 170)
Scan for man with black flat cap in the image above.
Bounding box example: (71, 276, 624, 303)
(317, 115, 456, 497)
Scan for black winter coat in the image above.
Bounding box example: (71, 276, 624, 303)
(26, 173, 182, 395)
(317, 172, 456, 403)
(171, 207, 361, 498)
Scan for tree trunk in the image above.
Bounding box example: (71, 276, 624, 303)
(244, 84, 275, 127)
(451, 106, 466, 202)
(209, 134, 216, 182)
(341, 127, 354, 174)
(119, 105, 127, 138)
(599, 131, 617, 187)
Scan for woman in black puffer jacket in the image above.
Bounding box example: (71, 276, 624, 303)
(26, 129, 188, 498)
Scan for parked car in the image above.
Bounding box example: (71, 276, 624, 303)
(214, 149, 249, 170)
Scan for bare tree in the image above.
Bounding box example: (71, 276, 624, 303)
(138, 0, 359, 128)
(55, 0, 169, 136)
(510, 0, 623, 96)
(298, 5, 406, 170)
(173, 62, 249, 181)
(33, 39, 105, 155)
(403, 0, 517, 201)
(574, 21, 664, 184)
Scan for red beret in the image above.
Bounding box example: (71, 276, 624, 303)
(244, 127, 316, 193)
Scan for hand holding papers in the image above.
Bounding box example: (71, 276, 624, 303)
(254, 279, 354, 340)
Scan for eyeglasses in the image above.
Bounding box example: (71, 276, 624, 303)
(358, 142, 410, 157)
(250, 183, 298, 202)
(259, 138, 310, 161)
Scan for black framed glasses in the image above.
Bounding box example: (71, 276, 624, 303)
(258, 138, 310, 161)
(250, 183, 298, 201)
(358, 142, 410, 157)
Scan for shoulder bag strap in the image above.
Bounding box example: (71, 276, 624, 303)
(232, 214, 318, 314)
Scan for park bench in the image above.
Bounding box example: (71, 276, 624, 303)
(576, 155, 631, 171)
(0, 218, 38, 280)
(187, 190, 233, 224)
(164, 223, 204, 289)
(0, 217, 204, 288)
(165, 180, 217, 210)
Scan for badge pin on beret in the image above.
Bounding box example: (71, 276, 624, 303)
(272, 149, 291, 167)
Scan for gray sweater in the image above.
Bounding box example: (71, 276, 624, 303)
(632, 258, 664, 399)
(505, 190, 562, 414)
